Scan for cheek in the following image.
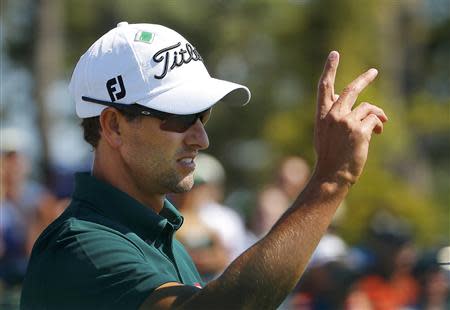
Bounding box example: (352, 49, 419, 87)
(121, 128, 181, 167)
(123, 133, 157, 165)
(118, 125, 150, 165)
(119, 118, 189, 169)
(121, 121, 153, 152)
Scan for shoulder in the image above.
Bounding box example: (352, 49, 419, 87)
(22, 205, 182, 309)
(29, 202, 164, 276)
(31, 202, 143, 255)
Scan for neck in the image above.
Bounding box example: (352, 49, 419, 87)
(91, 150, 165, 213)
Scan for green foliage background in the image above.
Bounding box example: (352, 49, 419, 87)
(4, 0, 449, 246)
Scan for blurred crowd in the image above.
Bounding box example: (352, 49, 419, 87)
(171, 154, 449, 310)
(1, 127, 449, 309)
(0, 128, 70, 307)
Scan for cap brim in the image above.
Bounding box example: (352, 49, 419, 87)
(136, 78, 251, 115)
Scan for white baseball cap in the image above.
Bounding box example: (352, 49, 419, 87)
(69, 22, 251, 118)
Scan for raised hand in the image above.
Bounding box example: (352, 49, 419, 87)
(313, 51, 388, 186)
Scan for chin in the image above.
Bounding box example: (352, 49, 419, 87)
(171, 175, 194, 193)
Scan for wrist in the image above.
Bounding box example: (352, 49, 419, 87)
(307, 171, 352, 198)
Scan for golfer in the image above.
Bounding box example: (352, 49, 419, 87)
(21, 22, 387, 309)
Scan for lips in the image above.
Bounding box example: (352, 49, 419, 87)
(176, 154, 197, 171)
(178, 157, 194, 164)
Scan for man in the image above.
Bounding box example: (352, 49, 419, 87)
(174, 153, 250, 281)
(186, 153, 251, 262)
(251, 156, 311, 238)
(0, 128, 49, 286)
(21, 22, 387, 309)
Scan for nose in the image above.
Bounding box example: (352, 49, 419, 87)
(184, 119, 209, 150)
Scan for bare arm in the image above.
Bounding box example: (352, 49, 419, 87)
(141, 51, 388, 309)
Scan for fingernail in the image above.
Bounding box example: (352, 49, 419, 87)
(369, 68, 378, 75)
(329, 51, 338, 60)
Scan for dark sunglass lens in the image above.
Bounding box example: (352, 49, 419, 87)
(160, 115, 197, 133)
(159, 109, 212, 133)
(199, 109, 211, 125)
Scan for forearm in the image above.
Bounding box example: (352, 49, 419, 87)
(181, 174, 349, 309)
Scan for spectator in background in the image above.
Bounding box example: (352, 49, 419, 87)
(251, 156, 310, 238)
(417, 266, 449, 310)
(290, 199, 351, 309)
(171, 153, 251, 281)
(275, 156, 311, 203)
(25, 195, 69, 255)
(0, 128, 48, 286)
(194, 154, 251, 261)
(290, 233, 352, 309)
(413, 248, 450, 310)
(171, 189, 228, 282)
(0, 128, 69, 289)
(346, 213, 420, 310)
(251, 185, 290, 238)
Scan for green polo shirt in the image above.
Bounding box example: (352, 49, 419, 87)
(21, 172, 203, 310)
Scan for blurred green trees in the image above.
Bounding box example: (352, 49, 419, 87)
(3, 0, 449, 245)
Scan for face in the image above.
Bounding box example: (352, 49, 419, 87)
(119, 115, 209, 196)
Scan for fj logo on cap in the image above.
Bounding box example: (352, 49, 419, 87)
(106, 75, 126, 101)
(135, 31, 155, 44)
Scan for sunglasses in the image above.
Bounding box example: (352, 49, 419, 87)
(82, 96, 211, 133)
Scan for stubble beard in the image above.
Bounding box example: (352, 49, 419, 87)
(163, 170, 194, 193)
(136, 158, 195, 194)
(123, 139, 195, 195)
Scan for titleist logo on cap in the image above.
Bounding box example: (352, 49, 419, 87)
(152, 42, 203, 79)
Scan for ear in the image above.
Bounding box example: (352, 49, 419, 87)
(99, 108, 124, 149)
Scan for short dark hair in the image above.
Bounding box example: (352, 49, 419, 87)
(81, 117, 102, 148)
(81, 109, 142, 148)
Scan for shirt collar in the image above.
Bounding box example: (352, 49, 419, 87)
(72, 172, 183, 241)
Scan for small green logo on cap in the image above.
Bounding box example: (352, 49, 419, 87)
(134, 31, 155, 44)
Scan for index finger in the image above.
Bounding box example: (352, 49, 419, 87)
(317, 51, 340, 119)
